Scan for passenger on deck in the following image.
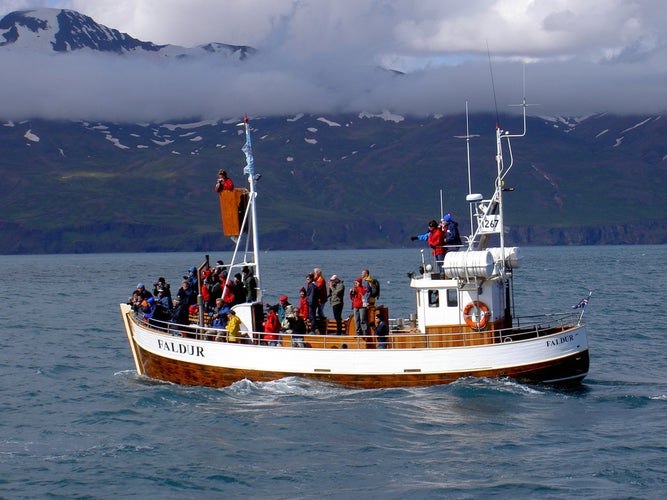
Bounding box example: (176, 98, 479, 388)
(232, 273, 246, 305)
(242, 266, 257, 303)
(305, 274, 319, 333)
(200, 269, 212, 307)
(298, 288, 309, 321)
(222, 280, 236, 307)
(128, 283, 152, 312)
(211, 297, 230, 329)
(141, 297, 156, 321)
(172, 280, 196, 324)
(361, 269, 375, 306)
(443, 213, 462, 248)
(225, 310, 242, 343)
(153, 287, 173, 322)
(215, 169, 234, 192)
(263, 305, 281, 346)
(206, 272, 223, 310)
(185, 266, 198, 289)
(128, 289, 142, 312)
(350, 278, 368, 335)
(426, 220, 446, 272)
(372, 310, 389, 349)
(328, 275, 345, 335)
(277, 295, 290, 324)
(282, 305, 306, 348)
(213, 260, 227, 278)
(313, 268, 327, 320)
(152, 277, 171, 301)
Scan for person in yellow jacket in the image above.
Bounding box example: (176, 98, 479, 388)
(225, 310, 243, 343)
(361, 269, 376, 306)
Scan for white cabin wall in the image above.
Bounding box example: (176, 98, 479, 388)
(414, 276, 506, 331)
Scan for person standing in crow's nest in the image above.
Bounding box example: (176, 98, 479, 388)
(215, 169, 234, 192)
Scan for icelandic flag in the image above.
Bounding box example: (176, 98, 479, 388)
(242, 115, 255, 176)
(572, 296, 589, 309)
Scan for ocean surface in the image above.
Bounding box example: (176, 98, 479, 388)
(1, 246, 666, 499)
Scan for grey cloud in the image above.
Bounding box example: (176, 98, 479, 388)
(1, 0, 667, 121)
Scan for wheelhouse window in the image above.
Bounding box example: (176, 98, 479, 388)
(428, 290, 439, 307)
(447, 289, 458, 307)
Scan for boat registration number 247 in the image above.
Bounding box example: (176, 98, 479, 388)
(478, 214, 501, 234)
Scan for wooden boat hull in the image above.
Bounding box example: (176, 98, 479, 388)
(121, 305, 589, 389)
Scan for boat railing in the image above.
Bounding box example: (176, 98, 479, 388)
(129, 309, 581, 349)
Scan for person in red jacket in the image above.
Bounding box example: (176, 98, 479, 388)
(426, 219, 446, 273)
(215, 169, 234, 192)
(298, 287, 309, 321)
(349, 277, 368, 335)
(262, 305, 281, 346)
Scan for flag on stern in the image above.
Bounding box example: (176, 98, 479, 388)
(572, 295, 590, 309)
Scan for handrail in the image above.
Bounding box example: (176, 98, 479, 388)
(129, 309, 581, 349)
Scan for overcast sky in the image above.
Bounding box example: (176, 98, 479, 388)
(1, 0, 666, 122)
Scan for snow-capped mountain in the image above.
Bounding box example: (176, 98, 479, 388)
(0, 8, 254, 60)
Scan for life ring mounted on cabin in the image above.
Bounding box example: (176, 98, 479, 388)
(463, 301, 490, 329)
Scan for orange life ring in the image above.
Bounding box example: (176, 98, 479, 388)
(463, 301, 490, 329)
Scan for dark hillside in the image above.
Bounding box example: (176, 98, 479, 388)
(0, 113, 666, 254)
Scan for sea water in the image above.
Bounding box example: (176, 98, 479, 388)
(1, 246, 666, 498)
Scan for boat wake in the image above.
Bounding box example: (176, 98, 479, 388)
(224, 376, 365, 399)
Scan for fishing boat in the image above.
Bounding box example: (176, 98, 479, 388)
(120, 106, 590, 389)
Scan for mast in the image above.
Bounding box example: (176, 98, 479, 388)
(241, 115, 262, 301)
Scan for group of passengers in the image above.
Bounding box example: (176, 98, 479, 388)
(258, 267, 388, 347)
(127, 259, 257, 331)
(127, 263, 389, 347)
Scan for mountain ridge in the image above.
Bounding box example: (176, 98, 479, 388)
(0, 8, 254, 59)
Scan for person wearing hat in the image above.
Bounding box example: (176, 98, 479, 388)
(185, 266, 198, 289)
(328, 275, 346, 335)
(153, 286, 173, 322)
(152, 277, 171, 301)
(215, 169, 234, 192)
(443, 213, 462, 248)
(224, 310, 243, 343)
(128, 282, 153, 312)
(277, 295, 291, 324)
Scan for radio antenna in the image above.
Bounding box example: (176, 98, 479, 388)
(487, 41, 500, 128)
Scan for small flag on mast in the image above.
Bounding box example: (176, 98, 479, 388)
(242, 115, 255, 176)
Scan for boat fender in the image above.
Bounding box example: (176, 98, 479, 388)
(463, 301, 490, 329)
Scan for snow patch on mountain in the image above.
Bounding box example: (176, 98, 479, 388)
(105, 133, 129, 149)
(359, 110, 404, 123)
(24, 129, 39, 142)
(317, 117, 341, 127)
(620, 118, 652, 134)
